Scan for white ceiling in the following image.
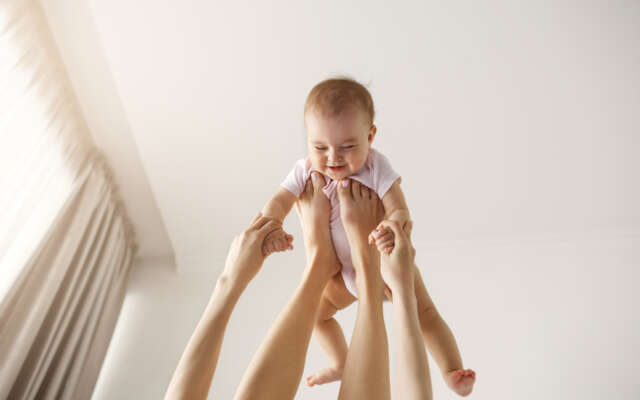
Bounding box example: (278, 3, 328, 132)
(41, 0, 640, 271)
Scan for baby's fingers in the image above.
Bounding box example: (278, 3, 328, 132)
(376, 239, 395, 254)
(369, 227, 390, 241)
(262, 241, 273, 256)
(374, 230, 394, 243)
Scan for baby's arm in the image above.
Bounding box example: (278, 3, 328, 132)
(262, 187, 297, 221)
(261, 187, 297, 255)
(370, 180, 412, 253)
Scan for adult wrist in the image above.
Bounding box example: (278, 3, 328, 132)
(215, 272, 247, 300)
(392, 282, 417, 306)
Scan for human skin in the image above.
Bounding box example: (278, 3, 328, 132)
(233, 172, 341, 400)
(376, 219, 433, 400)
(165, 171, 340, 400)
(164, 214, 282, 400)
(316, 224, 477, 396)
(302, 104, 476, 393)
(260, 106, 411, 256)
(255, 106, 409, 386)
(334, 179, 391, 400)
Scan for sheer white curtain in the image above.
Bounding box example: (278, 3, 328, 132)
(0, 0, 138, 398)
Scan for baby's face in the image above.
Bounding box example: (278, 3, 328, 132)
(305, 107, 376, 181)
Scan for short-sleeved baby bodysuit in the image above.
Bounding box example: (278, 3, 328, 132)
(281, 148, 401, 297)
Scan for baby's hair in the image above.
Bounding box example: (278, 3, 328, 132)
(304, 76, 375, 125)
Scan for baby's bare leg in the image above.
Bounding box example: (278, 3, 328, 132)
(306, 273, 356, 387)
(413, 266, 476, 396)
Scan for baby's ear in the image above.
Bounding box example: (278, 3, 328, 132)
(368, 125, 377, 143)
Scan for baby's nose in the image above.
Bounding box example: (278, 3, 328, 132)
(327, 148, 341, 162)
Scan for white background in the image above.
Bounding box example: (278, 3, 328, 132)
(39, 0, 640, 398)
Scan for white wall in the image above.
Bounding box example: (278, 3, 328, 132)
(38, 0, 175, 261)
(33, 0, 640, 398)
(93, 233, 640, 399)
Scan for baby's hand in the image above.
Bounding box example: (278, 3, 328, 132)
(368, 216, 412, 255)
(262, 226, 294, 256)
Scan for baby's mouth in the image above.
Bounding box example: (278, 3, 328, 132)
(328, 165, 345, 172)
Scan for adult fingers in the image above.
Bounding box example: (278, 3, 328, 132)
(374, 230, 394, 244)
(247, 212, 265, 230)
(247, 212, 273, 231)
(256, 219, 282, 240)
(376, 239, 394, 253)
(375, 220, 407, 246)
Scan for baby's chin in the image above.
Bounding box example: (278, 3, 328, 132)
(324, 169, 351, 181)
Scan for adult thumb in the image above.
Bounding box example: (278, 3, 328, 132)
(374, 220, 407, 247)
(257, 219, 281, 240)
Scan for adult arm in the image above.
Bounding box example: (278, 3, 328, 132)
(165, 214, 282, 400)
(234, 172, 340, 400)
(376, 219, 433, 400)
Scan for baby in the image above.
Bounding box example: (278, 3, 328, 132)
(260, 78, 476, 397)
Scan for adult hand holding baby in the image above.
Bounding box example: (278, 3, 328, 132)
(222, 213, 283, 290)
(373, 219, 416, 294)
(372, 218, 434, 400)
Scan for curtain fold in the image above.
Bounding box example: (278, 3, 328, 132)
(0, 0, 139, 398)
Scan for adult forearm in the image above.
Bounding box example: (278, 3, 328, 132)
(233, 253, 333, 400)
(165, 275, 243, 400)
(339, 245, 390, 400)
(392, 288, 433, 400)
(339, 296, 390, 400)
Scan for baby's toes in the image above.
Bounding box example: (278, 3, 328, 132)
(451, 370, 464, 382)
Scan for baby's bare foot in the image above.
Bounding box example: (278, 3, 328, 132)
(305, 366, 343, 387)
(445, 368, 476, 397)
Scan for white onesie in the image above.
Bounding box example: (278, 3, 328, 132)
(281, 148, 400, 297)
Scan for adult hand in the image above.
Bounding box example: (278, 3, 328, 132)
(373, 219, 417, 293)
(222, 213, 282, 288)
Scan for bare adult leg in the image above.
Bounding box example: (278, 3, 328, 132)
(336, 179, 391, 400)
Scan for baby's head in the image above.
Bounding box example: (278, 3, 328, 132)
(304, 77, 376, 181)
